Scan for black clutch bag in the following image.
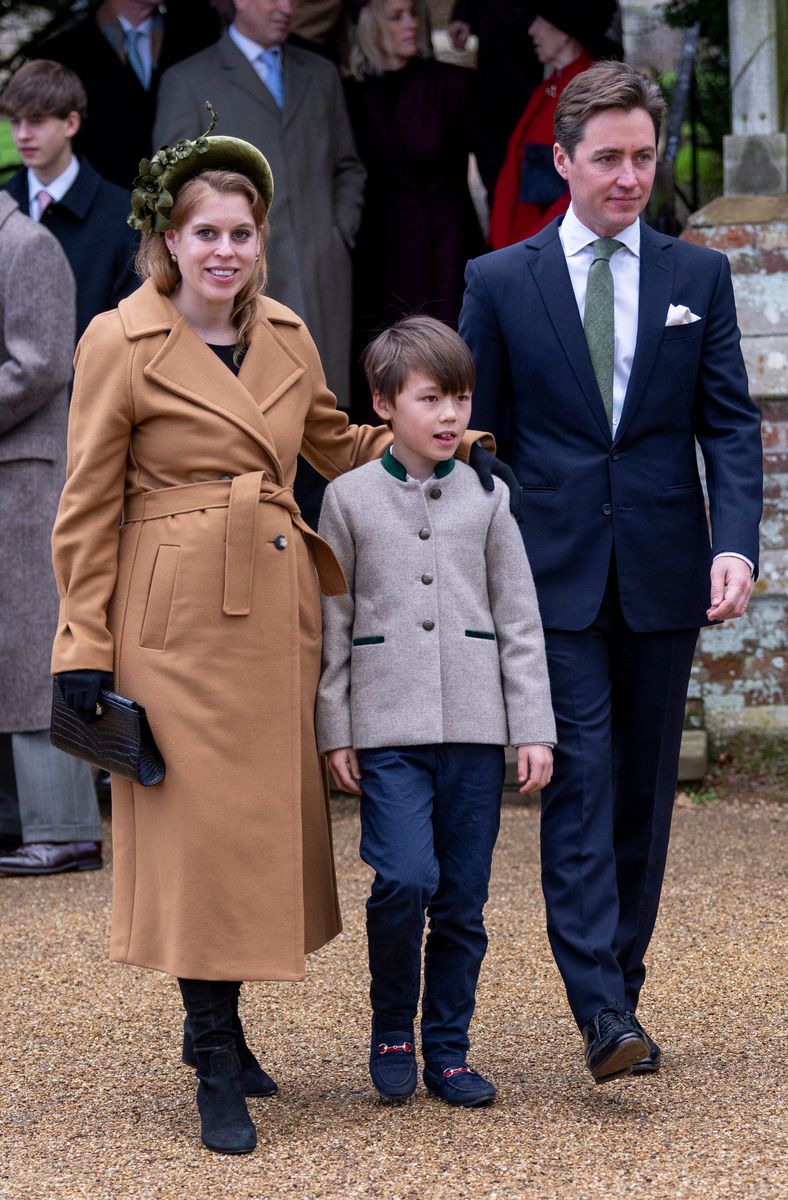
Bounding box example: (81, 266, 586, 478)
(50, 679, 166, 787)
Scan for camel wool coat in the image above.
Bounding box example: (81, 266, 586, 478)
(50, 279, 396, 981)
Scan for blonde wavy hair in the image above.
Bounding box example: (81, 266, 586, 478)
(349, 0, 432, 81)
(134, 169, 268, 364)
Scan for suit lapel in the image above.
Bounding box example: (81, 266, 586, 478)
(615, 222, 675, 440)
(526, 227, 611, 440)
(219, 33, 281, 119)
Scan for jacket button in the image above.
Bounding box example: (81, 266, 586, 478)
(602, 503, 612, 516)
(422, 620, 435, 631)
(274, 534, 288, 550)
(610, 452, 620, 462)
(429, 487, 442, 499)
(418, 527, 431, 540)
(421, 574, 433, 585)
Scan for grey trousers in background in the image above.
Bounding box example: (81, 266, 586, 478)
(0, 731, 102, 843)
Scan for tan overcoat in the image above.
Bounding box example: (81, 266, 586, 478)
(50, 279, 394, 981)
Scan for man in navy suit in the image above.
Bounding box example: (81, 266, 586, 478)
(460, 62, 762, 1083)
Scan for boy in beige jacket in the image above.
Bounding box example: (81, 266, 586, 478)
(316, 316, 555, 1106)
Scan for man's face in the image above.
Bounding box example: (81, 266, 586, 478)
(9, 112, 79, 182)
(233, 0, 292, 48)
(554, 106, 657, 237)
(113, 0, 160, 25)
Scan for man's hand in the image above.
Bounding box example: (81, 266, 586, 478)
(468, 443, 523, 521)
(327, 747, 362, 795)
(517, 745, 553, 794)
(706, 556, 753, 622)
(448, 19, 471, 49)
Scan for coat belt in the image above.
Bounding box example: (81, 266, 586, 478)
(122, 473, 347, 616)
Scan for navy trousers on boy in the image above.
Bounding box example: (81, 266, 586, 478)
(357, 743, 504, 1069)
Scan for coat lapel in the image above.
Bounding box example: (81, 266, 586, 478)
(526, 225, 611, 440)
(122, 284, 298, 483)
(282, 48, 312, 128)
(615, 222, 675, 440)
(219, 33, 281, 119)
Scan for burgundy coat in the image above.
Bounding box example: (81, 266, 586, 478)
(345, 58, 482, 420)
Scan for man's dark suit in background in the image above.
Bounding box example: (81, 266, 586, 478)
(3, 159, 136, 341)
(33, 0, 221, 187)
(449, 0, 541, 199)
(460, 63, 762, 1083)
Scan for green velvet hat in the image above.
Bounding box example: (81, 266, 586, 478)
(128, 102, 274, 235)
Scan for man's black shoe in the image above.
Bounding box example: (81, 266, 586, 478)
(629, 1015, 662, 1074)
(369, 1030, 417, 1100)
(0, 841, 102, 875)
(583, 1007, 649, 1083)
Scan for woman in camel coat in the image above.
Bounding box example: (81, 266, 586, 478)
(51, 127, 494, 1155)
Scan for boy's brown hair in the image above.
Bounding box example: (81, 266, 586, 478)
(363, 315, 475, 405)
(0, 60, 87, 121)
(554, 61, 666, 160)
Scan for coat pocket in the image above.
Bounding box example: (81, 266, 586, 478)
(465, 630, 496, 640)
(139, 545, 180, 651)
(353, 636, 385, 646)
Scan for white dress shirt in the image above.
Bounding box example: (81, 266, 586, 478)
(28, 155, 79, 220)
(559, 203, 640, 440)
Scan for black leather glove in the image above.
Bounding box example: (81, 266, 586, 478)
(468, 443, 522, 522)
(55, 670, 114, 723)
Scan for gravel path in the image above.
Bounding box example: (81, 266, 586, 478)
(1, 796, 785, 1200)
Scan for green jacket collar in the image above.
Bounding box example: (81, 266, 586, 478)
(382, 446, 456, 482)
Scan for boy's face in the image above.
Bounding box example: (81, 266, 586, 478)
(373, 370, 472, 480)
(9, 112, 80, 182)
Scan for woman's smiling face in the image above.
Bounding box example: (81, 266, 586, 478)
(164, 189, 261, 312)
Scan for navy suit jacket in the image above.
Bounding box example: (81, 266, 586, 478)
(3, 160, 138, 342)
(459, 217, 763, 633)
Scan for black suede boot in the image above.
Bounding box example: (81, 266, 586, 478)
(178, 979, 257, 1154)
(182, 982, 277, 1097)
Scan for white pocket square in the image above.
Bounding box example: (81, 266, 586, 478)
(665, 303, 702, 326)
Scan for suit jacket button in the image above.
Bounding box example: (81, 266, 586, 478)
(602, 503, 612, 516)
(421, 574, 433, 585)
(429, 486, 442, 499)
(610, 452, 620, 462)
(274, 534, 288, 549)
(418, 527, 431, 540)
(422, 620, 435, 631)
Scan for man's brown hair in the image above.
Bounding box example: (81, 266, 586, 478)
(554, 61, 666, 160)
(363, 315, 475, 405)
(0, 60, 87, 121)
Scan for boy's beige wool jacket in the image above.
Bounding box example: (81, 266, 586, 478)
(316, 455, 556, 753)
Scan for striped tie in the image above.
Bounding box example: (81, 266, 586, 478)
(583, 238, 623, 431)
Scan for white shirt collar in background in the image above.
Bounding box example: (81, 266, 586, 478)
(28, 155, 79, 220)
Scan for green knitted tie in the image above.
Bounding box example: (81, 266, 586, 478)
(583, 238, 623, 430)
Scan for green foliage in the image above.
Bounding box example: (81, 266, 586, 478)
(662, 0, 730, 150)
(0, 117, 21, 183)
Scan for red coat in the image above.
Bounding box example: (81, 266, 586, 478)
(488, 53, 594, 250)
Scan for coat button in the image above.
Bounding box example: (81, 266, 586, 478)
(610, 452, 620, 462)
(602, 503, 612, 516)
(418, 527, 431, 540)
(429, 486, 442, 499)
(422, 620, 435, 631)
(274, 534, 288, 550)
(421, 574, 433, 585)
